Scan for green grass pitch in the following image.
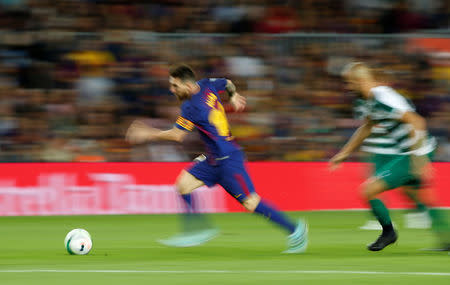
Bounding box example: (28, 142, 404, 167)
(1, 211, 449, 285)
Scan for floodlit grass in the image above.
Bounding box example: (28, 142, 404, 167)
(1, 211, 449, 285)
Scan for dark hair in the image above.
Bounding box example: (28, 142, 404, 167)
(169, 64, 196, 82)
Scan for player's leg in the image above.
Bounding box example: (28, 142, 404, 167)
(175, 170, 210, 231)
(219, 152, 307, 253)
(402, 183, 450, 250)
(220, 153, 297, 233)
(177, 155, 220, 229)
(242, 193, 298, 235)
(175, 155, 207, 217)
(243, 193, 308, 254)
(359, 154, 385, 231)
(175, 154, 218, 218)
(361, 177, 398, 251)
(402, 185, 431, 229)
(362, 154, 410, 251)
(176, 170, 204, 211)
(362, 178, 393, 230)
(363, 154, 428, 251)
(404, 153, 450, 250)
(159, 157, 218, 247)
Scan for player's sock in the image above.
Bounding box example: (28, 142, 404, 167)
(254, 201, 296, 234)
(424, 208, 450, 248)
(403, 191, 428, 212)
(180, 193, 194, 232)
(180, 193, 211, 232)
(181, 193, 193, 212)
(415, 202, 427, 213)
(369, 199, 394, 234)
(405, 191, 449, 243)
(429, 208, 450, 233)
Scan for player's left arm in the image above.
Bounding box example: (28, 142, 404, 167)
(329, 118, 374, 170)
(225, 79, 246, 112)
(126, 121, 189, 144)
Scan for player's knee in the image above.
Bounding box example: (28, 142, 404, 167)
(361, 187, 373, 201)
(402, 187, 415, 197)
(361, 179, 383, 201)
(242, 194, 261, 212)
(175, 175, 190, 195)
(360, 180, 371, 201)
(361, 183, 374, 201)
(175, 181, 188, 195)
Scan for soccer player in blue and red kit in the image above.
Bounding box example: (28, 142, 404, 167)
(126, 64, 307, 253)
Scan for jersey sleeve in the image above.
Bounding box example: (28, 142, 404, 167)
(208, 78, 227, 92)
(175, 105, 196, 132)
(353, 98, 369, 120)
(372, 87, 414, 119)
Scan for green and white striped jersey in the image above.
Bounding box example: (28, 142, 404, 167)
(353, 86, 436, 155)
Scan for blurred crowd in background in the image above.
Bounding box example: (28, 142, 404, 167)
(0, 0, 449, 162)
(1, 0, 448, 34)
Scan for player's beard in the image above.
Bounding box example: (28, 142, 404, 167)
(346, 91, 364, 99)
(351, 91, 364, 99)
(176, 91, 190, 101)
(358, 91, 365, 99)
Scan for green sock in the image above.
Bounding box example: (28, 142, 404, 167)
(428, 208, 449, 232)
(369, 199, 392, 227)
(403, 191, 428, 212)
(414, 201, 427, 213)
(429, 208, 450, 243)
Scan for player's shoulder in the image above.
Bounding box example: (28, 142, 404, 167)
(181, 96, 202, 116)
(353, 98, 369, 119)
(198, 77, 226, 85)
(371, 86, 412, 110)
(197, 78, 209, 85)
(371, 85, 398, 97)
(181, 99, 196, 112)
(371, 86, 403, 101)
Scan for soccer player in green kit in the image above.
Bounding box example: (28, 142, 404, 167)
(330, 62, 449, 251)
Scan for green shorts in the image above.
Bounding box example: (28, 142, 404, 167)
(370, 153, 432, 190)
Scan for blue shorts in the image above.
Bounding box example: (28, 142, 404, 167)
(187, 151, 256, 203)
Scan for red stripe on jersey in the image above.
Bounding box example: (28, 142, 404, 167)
(234, 173, 250, 196)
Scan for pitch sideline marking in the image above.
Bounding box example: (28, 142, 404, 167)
(0, 270, 449, 276)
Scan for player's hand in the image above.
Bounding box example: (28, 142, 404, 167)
(230, 93, 246, 112)
(125, 120, 158, 144)
(328, 152, 348, 171)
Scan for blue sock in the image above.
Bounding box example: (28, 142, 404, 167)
(254, 201, 296, 234)
(180, 193, 211, 231)
(181, 194, 193, 213)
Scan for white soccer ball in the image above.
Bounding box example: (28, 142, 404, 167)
(64, 229, 93, 255)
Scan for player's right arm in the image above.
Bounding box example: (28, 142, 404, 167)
(329, 118, 374, 170)
(400, 111, 433, 180)
(226, 79, 246, 112)
(125, 121, 189, 144)
(126, 101, 198, 145)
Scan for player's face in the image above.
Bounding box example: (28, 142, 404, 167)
(169, 76, 191, 100)
(344, 75, 363, 96)
(344, 76, 357, 91)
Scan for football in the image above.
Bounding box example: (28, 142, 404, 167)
(64, 229, 93, 255)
